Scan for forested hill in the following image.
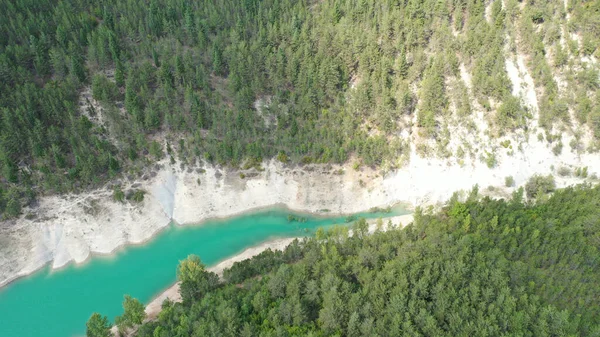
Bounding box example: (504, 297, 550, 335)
(1, 0, 600, 218)
(90, 185, 600, 336)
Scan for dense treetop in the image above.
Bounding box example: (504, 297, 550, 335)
(92, 184, 600, 336)
(1, 0, 599, 218)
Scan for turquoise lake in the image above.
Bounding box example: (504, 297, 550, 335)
(0, 207, 407, 337)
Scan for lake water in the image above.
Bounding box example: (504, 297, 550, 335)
(0, 207, 407, 337)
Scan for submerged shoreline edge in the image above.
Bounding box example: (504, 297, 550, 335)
(0, 202, 410, 290)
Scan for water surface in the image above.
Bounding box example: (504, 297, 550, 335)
(0, 207, 407, 337)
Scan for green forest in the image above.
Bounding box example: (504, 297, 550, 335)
(1, 0, 599, 219)
(88, 185, 600, 336)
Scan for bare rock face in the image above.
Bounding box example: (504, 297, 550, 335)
(0, 159, 401, 287)
(0, 172, 172, 288)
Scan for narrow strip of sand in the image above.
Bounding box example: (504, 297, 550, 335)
(144, 237, 298, 320)
(143, 213, 414, 320)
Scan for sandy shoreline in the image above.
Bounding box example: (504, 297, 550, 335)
(142, 214, 414, 320)
(109, 237, 300, 335)
(143, 237, 297, 320)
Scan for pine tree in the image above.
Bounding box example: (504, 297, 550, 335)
(212, 46, 225, 76)
(70, 53, 86, 82)
(115, 59, 124, 87)
(85, 313, 111, 337)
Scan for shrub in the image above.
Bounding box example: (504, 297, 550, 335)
(483, 151, 497, 169)
(531, 12, 544, 24)
(4, 193, 21, 218)
(479, 98, 491, 111)
(91, 74, 120, 103)
(557, 167, 571, 177)
(300, 156, 313, 164)
(505, 176, 515, 187)
(537, 133, 544, 142)
(276, 151, 289, 163)
(496, 97, 527, 132)
(574, 167, 588, 178)
(149, 141, 163, 160)
(581, 34, 597, 56)
(525, 175, 556, 198)
(552, 142, 563, 156)
(127, 189, 145, 203)
(113, 186, 125, 202)
(456, 146, 465, 159)
(568, 38, 580, 55)
(582, 167, 589, 178)
(570, 138, 581, 152)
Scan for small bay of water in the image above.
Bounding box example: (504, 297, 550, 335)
(0, 207, 407, 337)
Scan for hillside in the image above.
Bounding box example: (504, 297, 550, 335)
(1, 1, 600, 336)
(94, 185, 600, 336)
(1, 0, 599, 219)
